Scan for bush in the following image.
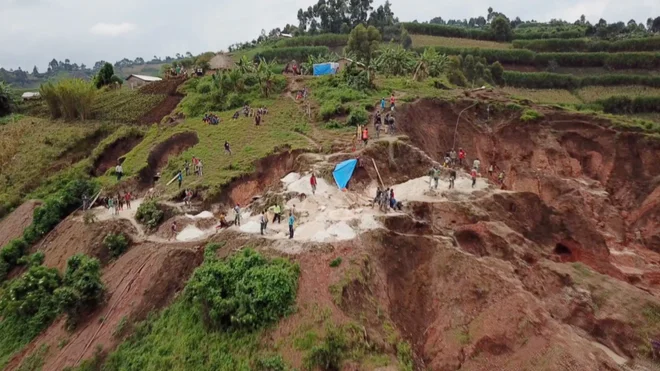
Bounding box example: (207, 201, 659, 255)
(55, 254, 105, 328)
(255, 355, 289, 371)
(253, 46, 330, 63)
(40, 79, 96, 121)
(503, 71, 660, 89)
(597, 96, 660, 114)
(0, 265, 62, 323)
(305, 325, 347, 371)
(520, 109, 544, 122)
(329, 257, 342, 267)
(490, 61, 504, 85)
(319, 101, 350, 120)
(196, 81, 212, 94)
(0, 239, 28, 266)
(346, 109, 368, 126)
(135, 201, 164, 230)
(513, 37, 660, 53)
(103, 233, 129, 258)
(185, 248, 299, 331)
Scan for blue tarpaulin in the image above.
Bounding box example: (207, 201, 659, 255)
(332, 159, 357, 189)
(313, 62, 339, 76)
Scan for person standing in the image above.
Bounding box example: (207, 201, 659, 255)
(82, 194, 89, 211)
(125, 192, 131, 209)
(177, 170, 183, 189)
(170, 221, 178, 241)
(450, 149, 457, 165)
(390, 94, 396, 111)
(234, 204, 241, 226)
(433, 168, 440, 189)
(471, 168, 477, 188)
(310, 173, 317, 195)
(288, 212, 296, 239)
(380, 98, 386, 111)
(224, 141, 232, 155)
(192, 156, 198, 174)
(449, 169, 456, 189)
(260, 211, 268, 235)
(108, 196, 114, 214)
(198, 160, 203, 177)
(184, 160, 190, 176)
(272, 204, 282, 224)
(488, 164, 494, 178)
(362, 127, 369, 146)
(115, 163, 124, 181)
(459, 148, 466, 166)
(473, 158, 481, 173)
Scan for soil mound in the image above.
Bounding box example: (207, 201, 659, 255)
(6, 242, 202, 371)
(92, 134, 144, 176)
(138, 77, 186, 95)
(138, 132, 199, 186)
(0, 200, 40, 247)
(35, 216, 138, 270)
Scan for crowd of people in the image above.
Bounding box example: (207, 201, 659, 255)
(203, 113, 220, 125)
(97, 192, 133, 215)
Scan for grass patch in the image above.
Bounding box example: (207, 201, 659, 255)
(501, 87, 582, 105)
(16, 344, 49, 371)
(329, 257, 342, 268)
(293, 330, 319, 351)
(571, 262, 594, 279)
(411, 34, 511, 49)
(520, 108, 544, 122)
(396, 341, 414, 371)
(92, 89, 166, 123)
(111, 98, 312, 199)
(576, 85, 660, 103)
(454, 328, 471, 345)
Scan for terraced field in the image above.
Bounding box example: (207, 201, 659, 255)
(576, 85, 660, 103)
(410, 34, 511, 49)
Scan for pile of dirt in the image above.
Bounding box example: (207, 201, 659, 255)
(34, 216, 138, 270)
(6, 241, 202, 371)
(138, 76, 186, 95)
(92, 134, 144, 176)
(0, 200, 40, 247)
(137, 132, 199, 186)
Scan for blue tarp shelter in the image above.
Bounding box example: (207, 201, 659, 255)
(313, 62, 339, 76)
(332, 159, 358, 190)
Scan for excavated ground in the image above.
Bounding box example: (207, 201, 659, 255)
(137, 131, 199, 187)
(8, 97, 660, 370)
(0, 200, 40, 247)
(92, 134, 144, 176)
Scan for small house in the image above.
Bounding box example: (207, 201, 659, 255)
(125, 74, 162, 89)
(21, 92, 41, 101)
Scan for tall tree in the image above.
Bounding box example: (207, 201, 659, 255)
(94, 63, 121, 88)
(490, 15, 513, 41)
(0, 82, 14, 117)
(49, 59, 59, 72)
(652, 17, 660, 33)
(346, 24, 382, 63)
(32, 66, 39, 76)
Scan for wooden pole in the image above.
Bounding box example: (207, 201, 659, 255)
(372, 158, 385, 188)
(166, 174, 179, 186)
(88, 189, 103, 210)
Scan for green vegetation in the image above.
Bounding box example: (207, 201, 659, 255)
(347, 24, 382, 63)
(135, 201, 165, 230)
(100, 247, 298, 370)
(0, 82, 15, 117)
(93, 63, 122, 89)
(411, 34, 511, 49)
(513, 37, 660, 53)
(502, 71, 660, 89)
(577, 85, 660, 102)
(92, 89, 166, 123)
(185, 248, 299, 331)
(396, 341, 414, 371)
(55, 254, 105, 329)
(0, 254, 104, 369)
(16, 344, 49, 371)
(276, 34, 348, 48)
(253, 46, 330, 63)
(305, 325, 347, 370)
(520, 109, 544, 122)
(502, 87, 582, 104)
(0, 177, 96, 282)
(597, 96, 660, 114)
(40, 79, 96, 121)
(103, 233, 130, 258)
(329, 257, 343, 267)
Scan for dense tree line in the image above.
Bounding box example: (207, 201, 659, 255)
(502, 71, 660, 89)
(513, 37, 660, 52)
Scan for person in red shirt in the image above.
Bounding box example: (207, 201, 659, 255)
(390, 94, 396, 111)
(471, 168, 477, 188)
(362, 127, 369, 146)
(458, 148, 466, 166)
(310, 173, 317, 195)
(124, 192, 132, 209)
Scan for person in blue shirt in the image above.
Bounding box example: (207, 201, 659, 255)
(288, 212, 296, 239)
(177, 170, 183, 189)
(380, 98, 386, 110)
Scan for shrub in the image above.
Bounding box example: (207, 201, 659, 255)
(135, 201, 164, 230)
(520, 109, 544, 122)
(597, 96, 660, 114)
(490, 61, 504, 85)
(319, 101, 350, 120)
(103, 233, 129, 258)
(397, 341, 414, 371)
(0, 239, 28, 266)
(305, 325, 347, 371)
(255, 355, 288, 371)
(55, 254, 105, 329)
(346, 109, 368, 126)
(185, 248, 299, 331)
(329, 257, 342, 267)
(0, 265, 62, 324)
(196, 81, 212, 94)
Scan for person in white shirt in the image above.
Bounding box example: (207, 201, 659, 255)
(115, 164, 124, 181)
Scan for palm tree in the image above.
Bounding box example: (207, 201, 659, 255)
(413, 48, 448, 81)
(374, 45, 415, 76)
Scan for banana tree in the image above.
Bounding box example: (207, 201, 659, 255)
(256, 58, 275, 97)
(374, 45, 415, 76)
(236, 55, 255, 74)
(413, 47, 449, 81)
